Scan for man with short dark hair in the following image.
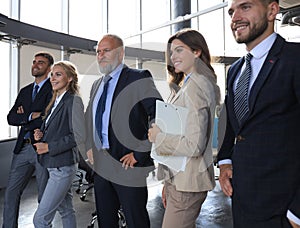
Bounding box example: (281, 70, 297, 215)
(2, 52, 54, 228)
(217, 0, 300, 227)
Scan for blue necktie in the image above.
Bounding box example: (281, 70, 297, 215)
(234, 53, 253, 124)
(32, 84, 39, 101)
(95, 75, 112, 142)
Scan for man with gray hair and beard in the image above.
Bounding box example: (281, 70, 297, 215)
(85, 34, 162, 228)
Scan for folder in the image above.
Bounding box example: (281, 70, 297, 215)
(151, 100, 188, 172)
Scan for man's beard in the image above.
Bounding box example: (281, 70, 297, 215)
(32, 68, 47, 78)
(98, 56, 120, 75)
(32, 74, 44, 78)
(235, 16, 268, 44)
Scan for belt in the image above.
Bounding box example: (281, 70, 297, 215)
(23, 138, 32, 144)
(234, 135, 245, 144)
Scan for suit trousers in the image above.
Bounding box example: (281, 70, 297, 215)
(2, 144, 48, 228)
(94, 173, 150, 228)
(162, 181, 207, 228)
(33, 164, 77, 228)
(232, 196, 293, 228)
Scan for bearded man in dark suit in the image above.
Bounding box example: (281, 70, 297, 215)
(3, 52, 54, 228)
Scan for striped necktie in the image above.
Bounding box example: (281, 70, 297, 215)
(234, 53, 253, 124)
(32, 84, 39, 101)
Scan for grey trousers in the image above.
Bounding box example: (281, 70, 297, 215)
(162, 181, 207, 228)
(33, 164, 77, 228)
(2, 144, 48, 228)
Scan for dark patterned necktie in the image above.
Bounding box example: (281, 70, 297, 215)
(234, 53, 253, 124)
(32, 84, 39, 101)
(95, 75, 112, 142)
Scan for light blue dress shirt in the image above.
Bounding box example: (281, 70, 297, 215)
(93, 64, 123, 149)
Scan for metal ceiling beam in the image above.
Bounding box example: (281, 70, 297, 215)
(0, 13, 165, 62)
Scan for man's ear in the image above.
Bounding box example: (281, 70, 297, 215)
(267, 1, 280, 22)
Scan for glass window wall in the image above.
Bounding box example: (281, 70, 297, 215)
(0, 0, 10, 15)
(69, 0, 103, 40)
(20, 0, 62, 32)
(0, 42, 11, 139)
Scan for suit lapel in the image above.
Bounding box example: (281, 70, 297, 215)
(32, 78, 51, 104)
(227, 58, 244, 130)
(44, 92, 69, 130)
(247, 36, 284, 115)
(110, 66, 128, 120)
(170, 86, 183, 104)
(45, 101, 63, 128)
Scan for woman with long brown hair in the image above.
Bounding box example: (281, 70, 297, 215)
(148, 28, 220, 228)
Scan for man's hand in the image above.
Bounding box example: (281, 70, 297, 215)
(86, 149, 94, 165)
(219, 164, 233, 197)
(290, 219, 300, 228)
(120, 152, 137, 170)
(34, 129, 43, 141)
(17, 106, 24, 114)
(31, 112, 41, 120)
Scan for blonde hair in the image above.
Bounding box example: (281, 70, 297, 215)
(43, 61, 79, 118)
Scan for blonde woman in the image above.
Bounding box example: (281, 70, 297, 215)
(33, 61, 85, 228)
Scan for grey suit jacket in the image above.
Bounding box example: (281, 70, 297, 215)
(155, 72, 217, 192)
(38, 92, 86, 168)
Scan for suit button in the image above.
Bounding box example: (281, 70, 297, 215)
(237, 135, 245, 141)
(235, 135, 245, 144)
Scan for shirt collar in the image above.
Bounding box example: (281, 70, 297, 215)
(184, 72, 192, 84)
(34, 77, 49, 88)
(55, 90, 67, 105)
(250, 33, 277, 60)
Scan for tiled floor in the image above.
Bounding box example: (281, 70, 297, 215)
(0, 168, 233, 228)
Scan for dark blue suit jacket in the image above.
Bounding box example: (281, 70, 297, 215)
(218, 35, 300, 220)
(7, 79, 52, 154)
(85, 65, 162, 169)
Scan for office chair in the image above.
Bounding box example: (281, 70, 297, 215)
(87, 209, 127, 228)
(73, 153, 94, 200)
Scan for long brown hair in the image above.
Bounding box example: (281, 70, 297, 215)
(43, 61, 79, 118)
(166, 28, 220, 103)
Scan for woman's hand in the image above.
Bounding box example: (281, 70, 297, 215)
(34, 142, 49, 154)
(34, 129, 43, 141)
(148, 123, 161, 143)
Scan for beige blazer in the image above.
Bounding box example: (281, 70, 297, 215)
(155, 72, 216, 192)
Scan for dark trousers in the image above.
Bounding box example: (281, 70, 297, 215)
(232, 197, 293, 228)
(2, 144, 48, 228)
(94, 173, 150, 228)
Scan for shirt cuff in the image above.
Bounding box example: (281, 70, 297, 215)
(287, 210, 300, 226)
(218, 159, 232, 166)
(28, 113, 33, 121)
